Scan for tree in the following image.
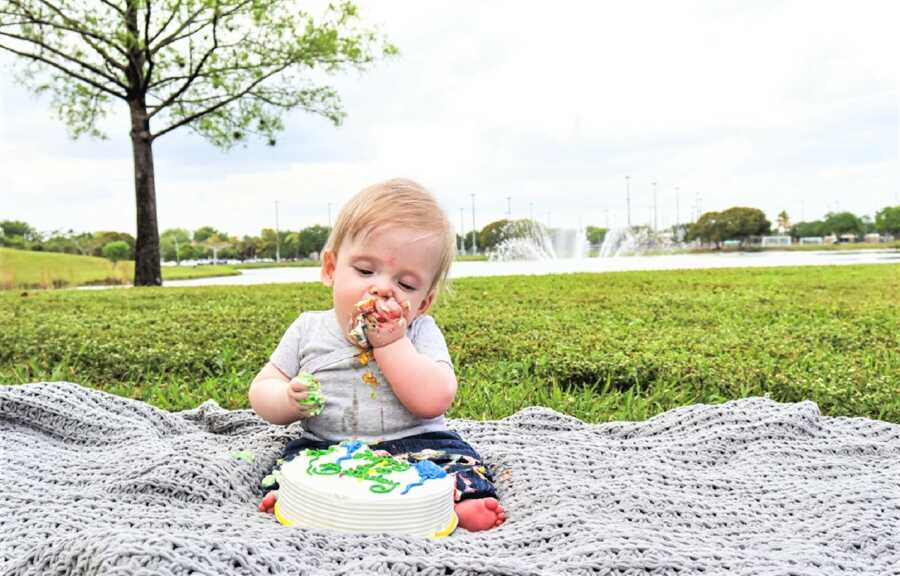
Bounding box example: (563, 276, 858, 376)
(823, 211, 863, 237)
(585, 226, 608, 246)
(687, 211, 728, 248)
(0, 220, 38, 240)
(160, 228, 191, 262)
(203, 234, 231, 263)
(298, 225, 330, 257)
(874, 206, 900, 235)
(193, 226, 224, 243)
(719, 207, 771, 243)
(101, 240, 130, 267)
(790, 220, 826, 239)
(1, 2, 396, 286)
(777, 210, 791, 234)
(91, 231, 135, 256)
(478, 219, 511, 252)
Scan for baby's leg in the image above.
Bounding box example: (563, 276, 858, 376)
(455, 497, 506, 531)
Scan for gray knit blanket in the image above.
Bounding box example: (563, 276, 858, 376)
(1, 383, 898, 576)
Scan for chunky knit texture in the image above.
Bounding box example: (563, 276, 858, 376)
(1, 382, 899, 575)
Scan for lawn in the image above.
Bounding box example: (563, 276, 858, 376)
(0, 247, 239, 289)
(1, 264, 897, 423)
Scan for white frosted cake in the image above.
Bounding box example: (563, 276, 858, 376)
(273, 441, 457, 538)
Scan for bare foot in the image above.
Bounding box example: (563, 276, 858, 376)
(454, 498, 506, 531)
(259, 491, 277, 514)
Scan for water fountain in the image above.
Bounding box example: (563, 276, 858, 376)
(599, 226, 687, 257)
(488, 220, 588, 261)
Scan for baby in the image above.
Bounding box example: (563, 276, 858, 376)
(249, 178, 505, 532)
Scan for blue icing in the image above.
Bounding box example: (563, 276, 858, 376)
(335, 440, 363, 466)
(400, 460, 447, 495)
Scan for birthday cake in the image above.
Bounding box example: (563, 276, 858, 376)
(273, 441, 457, 538)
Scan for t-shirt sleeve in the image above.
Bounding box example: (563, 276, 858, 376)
(269, 314, 306, 378)
(409, 315, 453, 367)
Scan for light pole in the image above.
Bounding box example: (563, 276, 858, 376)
(653, 180, 658, 231)
(470, 193, 477, 254)
(275, 200, 280, 263)
(459, 208, 465, 255)
(506, 196, 512, 218)
(675, 186, 680, 227)
(625, 175, 632, 228)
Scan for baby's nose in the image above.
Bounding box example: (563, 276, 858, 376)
(367, 279, 393, 298)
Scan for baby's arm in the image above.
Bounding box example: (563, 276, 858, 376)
(373, 338, 457, 419)
(248, 363, 307, 425)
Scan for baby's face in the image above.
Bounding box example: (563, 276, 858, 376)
(322, 225, 443, 339)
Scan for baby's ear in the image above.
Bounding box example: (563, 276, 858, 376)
(320, 250, 336, 287)
(416, 290, 436, 316)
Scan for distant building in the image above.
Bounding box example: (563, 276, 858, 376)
(800, 237, 824, 245)
(762, 236, 792, 247)
(864, 233, 882, 244)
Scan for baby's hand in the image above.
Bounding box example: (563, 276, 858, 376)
(365, 294, 412, 349)
(285, 372, 325, 418)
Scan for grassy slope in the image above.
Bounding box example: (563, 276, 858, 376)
(0, 247, 239, 289)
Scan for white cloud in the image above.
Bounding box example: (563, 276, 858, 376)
(1, 0, 898, 237)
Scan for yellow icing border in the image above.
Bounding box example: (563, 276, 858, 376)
(273, 501, 457, 538)
(430, 511, 458, 539)
(273, 500, 294, 527)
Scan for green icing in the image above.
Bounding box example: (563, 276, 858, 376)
(305, 446, 411, 494)
(295, 372, 325, 416)
(261, 474, 277, 488)
(231, 450, 255, 463)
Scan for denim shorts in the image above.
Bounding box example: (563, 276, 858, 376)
(262, 430, 497, 502)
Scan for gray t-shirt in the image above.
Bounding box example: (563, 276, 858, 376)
(269, 309, 453, 443)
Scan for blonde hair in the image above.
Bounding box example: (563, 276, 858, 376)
(324, 178, 456, 301)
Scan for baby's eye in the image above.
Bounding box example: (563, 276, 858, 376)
(398, 282, 416, 291)
(354, 267, 373, 276)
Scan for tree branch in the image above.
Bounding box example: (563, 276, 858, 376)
(0, 42, 127, 99)
(149, 0, 252, 56)
(147, 0, 182, 45)
(23, 0, 130, 63)
(147, 3, 206, 56)
(152, 61, 290, 140)
(142, 0, 153, 91)
(97, 0, 125, 17)
(0, 30, 128, 89)
(147, 7, 220, 120)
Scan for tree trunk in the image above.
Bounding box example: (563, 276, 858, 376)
(129, 99, 162, 286)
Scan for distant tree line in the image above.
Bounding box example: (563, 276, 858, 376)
(0, 221, 331, 263)
(4, 204, 897, 260)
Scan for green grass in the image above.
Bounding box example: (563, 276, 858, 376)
(1, 264, 897, 423)
(0, 248, 239, 289)
(686, 242, 900, 254)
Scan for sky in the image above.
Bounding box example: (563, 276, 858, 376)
(1, 1, 898, 238)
